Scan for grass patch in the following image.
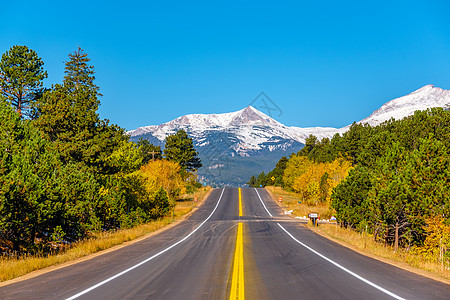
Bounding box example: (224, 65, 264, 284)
(0, 187, 211, 283)
(265, 186, 450, 283)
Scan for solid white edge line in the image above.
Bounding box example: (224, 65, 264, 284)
(276, 223, 405, 300)
(253, 187, 272, 217)
(66, 188, 226, 300)
(253, 188, 405, 300)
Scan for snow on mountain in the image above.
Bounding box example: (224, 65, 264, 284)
(129, 84, 450, 154)
(356, 84, 450, 127)
(128, 105, 343, 151)
(129, 106, 306, 156)
(129, 106, 282, 137)
(129, 84, 450, 186)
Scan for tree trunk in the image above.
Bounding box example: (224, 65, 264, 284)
(394, 222, 399, 251)
(374, 225, 379, 241)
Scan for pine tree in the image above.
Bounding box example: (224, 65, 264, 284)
(266, 156, 288, 186)
(331, 165, 372, 228)
(256, 171, 267, 187)
(0, 97, 97, 252)
(0, 45, 47, 117)
(35, 47, 125, 173)
(247, 175, 257, 187)
(297, 134, 317, 156)
(164, 130, 202, 172)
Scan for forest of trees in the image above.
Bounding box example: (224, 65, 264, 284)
(0, 45, 202, 255)
(251, 107, 450, 254)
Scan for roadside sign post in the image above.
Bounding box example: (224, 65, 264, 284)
(308, 212, 319, 226)
(364, 225, 368, 249)
(336, 219, 338, 235)
(331, 216, 338, 235)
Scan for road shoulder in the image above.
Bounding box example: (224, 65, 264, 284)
(0, 188, 213, 287)
(264, 187, 450, 285)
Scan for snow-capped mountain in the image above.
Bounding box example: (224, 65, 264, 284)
(128, 106, 309, 186)
(130, 106, 286, 150)
(129, 84, 450, 186)
(355, 84, 450, 127)
(128, 106, 340, 155)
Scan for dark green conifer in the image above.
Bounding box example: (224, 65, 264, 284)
(164, 129, 202, 172)
(0, 45, 47, 117)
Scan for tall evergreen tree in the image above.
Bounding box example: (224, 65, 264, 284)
(266, 156, 288, 186)
(164, 129, 202, 172)
(35, 47, 125, 173)
(247, 175, 257, 187)
(0, 45, 47, 117)
(0, 97, 99, 252)
(256, 171, 267, 187)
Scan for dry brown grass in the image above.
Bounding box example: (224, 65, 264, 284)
(0, 187, 211, 283)
(312, 223, 450, 282)
(265, 186, 450, 283)
(265, 186, 333, 219)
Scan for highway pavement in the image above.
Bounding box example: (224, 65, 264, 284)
(1, 188, 449, 299)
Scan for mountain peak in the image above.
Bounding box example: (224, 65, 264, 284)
(128, 84, 450, 186)
(228, 106, 280, 126)
(411, 84, 437, 94)
(127, 105, 284, 138)
(358, 84, 450, 126)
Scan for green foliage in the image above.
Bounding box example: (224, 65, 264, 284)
(256, 172, 267, 187)
(136, 138, 162, 165)
(148, 187, 172, 219)
(247, 175, 257, 187)
(35, 48, 126, 175)
(297, 134, 318, 156)
(330, 108, 450, 249)
(0, 45, 48, 118)
(331, 165, 372, 229)
(0, 46, 180, 255)
(258, 106, 450, 251)
(107, 141, 143, 174)
(164, 129, 202, 172)
(247, 171, 272, 188)
(102, 171, 172, 229)
(266, 156, 288, 187)
(0, 99, 98, 252)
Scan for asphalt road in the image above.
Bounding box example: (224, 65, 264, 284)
(1, 188, 449, 299)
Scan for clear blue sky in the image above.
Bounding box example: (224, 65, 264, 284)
(1, 0, 449, 130)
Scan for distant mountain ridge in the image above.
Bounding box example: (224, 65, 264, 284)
(355, 84, 450, 126)
(129, 85, 450, 186)
(129, 106, 341, 156)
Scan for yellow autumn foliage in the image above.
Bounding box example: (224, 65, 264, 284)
(140, 159, 186, 200)
(284, 155, 352, 205)
(412, 216, 450, 265)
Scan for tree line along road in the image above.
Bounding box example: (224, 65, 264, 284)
(1, 188, 449, 299)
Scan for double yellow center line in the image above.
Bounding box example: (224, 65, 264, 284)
(230, 188, 245, 299)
